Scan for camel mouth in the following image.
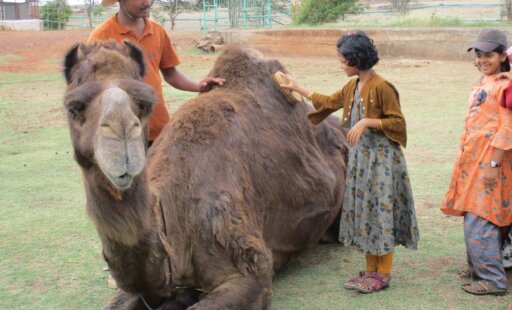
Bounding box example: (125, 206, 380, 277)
(111, 172, 134, 190)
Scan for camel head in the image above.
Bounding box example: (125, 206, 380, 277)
(63, 41, 155, 190)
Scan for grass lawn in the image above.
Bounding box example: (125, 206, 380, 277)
(1, 49, 511, 309)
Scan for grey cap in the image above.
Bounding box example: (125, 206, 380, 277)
(467, 28, 508, 52)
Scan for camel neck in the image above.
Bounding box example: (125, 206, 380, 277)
(83, 168, 171, 296)
(84, 168, 152, 245)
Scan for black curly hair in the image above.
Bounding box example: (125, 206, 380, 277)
(336, 31, 379, 71)
(493, 45, 511, 72)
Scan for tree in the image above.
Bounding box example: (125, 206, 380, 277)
(293, 0, 362, 25)
(154, 0, 195, 30)
(93, 5, 105, 17)
(503, 0, 512, 21)
(84, 0, 98, 28)
(40, 0, 72, 30)
(389, 0, 410, 15)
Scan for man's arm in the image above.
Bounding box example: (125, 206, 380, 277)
(161, 67, 225, 92)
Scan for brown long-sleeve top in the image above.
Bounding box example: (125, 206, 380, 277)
(307, 72, 407, 147)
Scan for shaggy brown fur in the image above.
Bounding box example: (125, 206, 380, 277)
(63, 42, 347, 309)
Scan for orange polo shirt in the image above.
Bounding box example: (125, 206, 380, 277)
(88, 15, 180, 141)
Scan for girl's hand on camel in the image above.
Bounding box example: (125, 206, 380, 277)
(482, 165, 499, 188)
(347, 119, 367, 147)
(280, 74, 298, 91)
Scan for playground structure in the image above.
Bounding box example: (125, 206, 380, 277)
(201, 0, 292, 31)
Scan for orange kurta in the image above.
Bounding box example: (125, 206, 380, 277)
(441, 76, 512, 227)
(88, 16, 180, 141)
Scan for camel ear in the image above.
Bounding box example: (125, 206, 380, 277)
(63, 43, 85, 85)
(123, 40, 145, 78)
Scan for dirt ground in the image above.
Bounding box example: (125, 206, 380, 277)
(0, 29, 206, 73)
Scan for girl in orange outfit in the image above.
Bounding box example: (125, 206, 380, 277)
(440, 28, 512, 296)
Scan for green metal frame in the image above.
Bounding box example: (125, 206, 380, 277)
(202, 0, 291, 33)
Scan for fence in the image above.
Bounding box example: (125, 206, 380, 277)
(43, 1, 509, 31)
(355, 1, 510, 22)
(200, 0, 292, 32)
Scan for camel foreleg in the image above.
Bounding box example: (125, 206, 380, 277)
(187, 275, 272, 310)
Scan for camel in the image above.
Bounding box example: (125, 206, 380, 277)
(63, 41, 347, 309)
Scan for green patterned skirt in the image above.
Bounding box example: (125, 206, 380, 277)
(338, 130, 419, 255)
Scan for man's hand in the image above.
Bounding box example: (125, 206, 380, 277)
(198, 76, 225, 92)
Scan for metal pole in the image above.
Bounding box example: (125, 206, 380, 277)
(214, 0, 217, 31)
(202, 0, 206, 35)
(267, 0, 271, 27)
(243, 0, 246, 28)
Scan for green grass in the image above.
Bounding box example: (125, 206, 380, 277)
(0, 72, 62, 85)
(0, 55, 24, 65)
(290, 15, 511, 28)
(1, 54, 511, 309)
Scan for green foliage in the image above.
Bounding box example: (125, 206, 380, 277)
(389, 0, 411, 15)
(40, 0, 72, 30)
(332, 13, 505, 28)
(154, 0, 196, 29)
(293, 0, 362, 25)
(92, 4, 104, 17)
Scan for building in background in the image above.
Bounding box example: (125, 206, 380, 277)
(0, 0, 39, 20)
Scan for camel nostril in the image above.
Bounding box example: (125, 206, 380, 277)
(119, 173, 129, 179)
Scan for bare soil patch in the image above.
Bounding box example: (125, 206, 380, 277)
(0, 29, 205, 73)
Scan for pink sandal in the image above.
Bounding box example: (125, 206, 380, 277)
(343, 271, 367, 290)
(355, 272, 391, 294)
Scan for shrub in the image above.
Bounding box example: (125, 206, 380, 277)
(293, 0, 362, 25)
(40, 0, 72, 30)
(389, 0, 410, 15)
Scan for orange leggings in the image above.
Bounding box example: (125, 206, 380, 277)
(365, 252, 393, 275)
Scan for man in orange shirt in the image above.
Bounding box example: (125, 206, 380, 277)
(88, 0, 224, 145)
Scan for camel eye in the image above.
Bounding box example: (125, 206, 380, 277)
(66, 100, 86, 124)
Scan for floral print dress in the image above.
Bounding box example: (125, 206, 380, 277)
(339, 88, 419, 255)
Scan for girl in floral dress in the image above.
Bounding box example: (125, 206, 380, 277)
(440, 28, 512, 296)
(282, 31, 419, 294)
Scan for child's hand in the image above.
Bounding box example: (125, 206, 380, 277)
(495, 72, 512, 81)
(482, 165, 499, 188)
(279, 73, 298, 91)
(347, 119, 367, 146)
